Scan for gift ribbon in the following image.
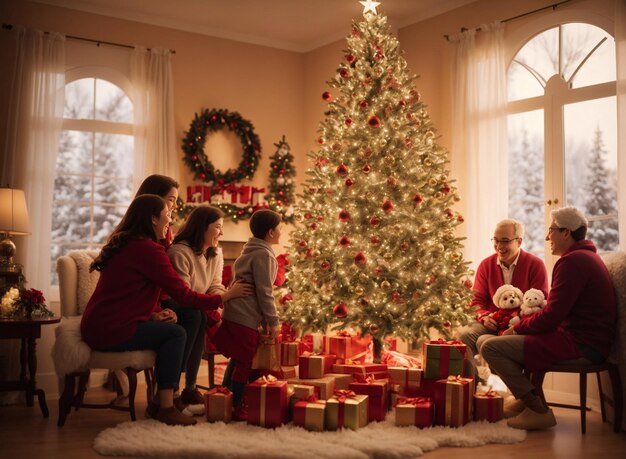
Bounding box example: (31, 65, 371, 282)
(443, 377, 471, 426)
(255, 375, 278, 427)
(336, 331, 351, 337)
(207, 386, 231, 396)
(396, 396, 430, 406)
(334, 390, 356, 427)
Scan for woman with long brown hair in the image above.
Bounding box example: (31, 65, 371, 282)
(80, 195, 251, 426)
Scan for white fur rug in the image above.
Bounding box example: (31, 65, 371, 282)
(94, 412, 525, 458)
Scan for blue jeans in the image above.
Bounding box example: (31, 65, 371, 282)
(162, 299, 207, 390)
(105, 321, 186, 391)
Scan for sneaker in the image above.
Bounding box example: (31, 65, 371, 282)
(155, 406, 198, 426)
(503, 398, 526, 419)
(180, 388, 205, 405)
(145, 400, 159, 419)
(232, 405, 248, 422)
(507, 407, 556, 430)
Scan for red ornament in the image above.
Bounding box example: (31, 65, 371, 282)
(374, 51, 384, 61)
(362, 164, 371, 174)
(304, 212, 311, 219)
(322, 91, 332, 101)
(340, 68, 350, 78)
(391, 291, 402, 303)
(345, 178, 354, 187)
(398, 100, 406, 107)
(298, 240, 308, 248)
(457, 215, 465, 223)
(345, 53, 356, 64)
(321, 260, 331, 271)
(441, 184, 451, 194)
(336, 164, 349, 176)
(309, 222, 317, 230)
(354, 252, 367, 265)
(333, 303, 348, 318)
(444, 320, 452, 328)
(191, 155, 198, 161)
(279, 294, 294, 305)
(382, 199, 394, 214)
(345, 118, 353, 127)
(317, 216, 324, 222)
(412, 193, 423, 204)
(359, 100, 369, 110)
(199, 173, 206, 180)
(370, 235, 381, 245)
(463, 278, 473, 289)
(317, 136, 326, 145)
(315, 157, 329, 167)
(339, 235, 351, 247)
(368, 116, 381, 128)
(445, 208, 454, 218)
(369, 216, 381, 227)
(426, 275, 436, 286)
(339, 210, 351, 222)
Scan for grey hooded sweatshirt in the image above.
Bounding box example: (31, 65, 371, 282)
(222, 237, 279, 330)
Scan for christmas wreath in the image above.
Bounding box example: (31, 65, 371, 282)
(182, 108, 261, 185)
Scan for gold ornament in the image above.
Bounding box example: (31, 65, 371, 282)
(355, 286, 364, 296)
(380, 280, 391, 289)
(434, 191, 444, 199)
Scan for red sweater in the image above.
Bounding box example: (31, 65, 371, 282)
(81, 238, 223, 349)
(471, 249, 548, 320)
(515, 240, 616, 358)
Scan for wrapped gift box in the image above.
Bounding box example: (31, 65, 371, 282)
(287, 376, 335, 400)
(381, 349, 421, 368)
(252, 337, 281, 371)
(331, 363, 387, 378)
(349, 379, 388, 422)
(422, 339, 467, 380)
(324, 332, 373, 363)
(250, 365, 297, 381)
(281, 342, 300, 366)
(246, 376, 289, 428)
(473, 390, 504, 422)
(289, 384, 316, 411)
(388, 367, 423, 392)
(293, 397, 326, 431)
(325, 373, 353, 390)
(325, 390, 369, 430)
(395, 396, 434, 428)
(433, 376, 474, 427)
(327, 333, 352, 363)
(299, 353, 336, 379)
(204, 387, 232, 423)
(301, 333, 324, 353)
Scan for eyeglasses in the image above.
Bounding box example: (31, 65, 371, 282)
(491, 237, 520, 245)
(547, 226, 566, 234)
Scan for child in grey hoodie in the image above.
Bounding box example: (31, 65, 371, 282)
(212, 209, 283, 420)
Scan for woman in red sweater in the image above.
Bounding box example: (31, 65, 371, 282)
(81, 194, 251, 426)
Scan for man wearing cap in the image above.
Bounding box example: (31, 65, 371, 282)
(459, 219, 548, 378)
(481, 207, 617, 430)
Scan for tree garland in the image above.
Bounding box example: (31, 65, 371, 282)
(182, 108, 261, 185)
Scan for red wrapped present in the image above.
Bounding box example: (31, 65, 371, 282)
(237, 185, 251, 204)
(473, 389, 504, 422)
(287, 376, 335, 400)
(434, 376, 474, 427)
(246, 375, 289, 428)
(301, 333, 323, 353)
(395, 396, 434, 428)
(332, 363, 387, 377)
(299, 353, 336, 379)
(281, 342, 300, 366)
(324, 331, 372, 363)
(349, 379, 388, 422)
(250, 365, 296, 381)
(325, 390, 368, 430)
(293, 395, 326, 431)
(422, 339, 467, 380)
(328, 331, 352, 363)
(325, 373, 353, 390)
(187, 184, 211, 203)
(388, 367, 423, 392)
(205, 387, 232, 423)
(381, 350, 421, 368)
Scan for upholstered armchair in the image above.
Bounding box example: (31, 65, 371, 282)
(52, 250, 156, 426)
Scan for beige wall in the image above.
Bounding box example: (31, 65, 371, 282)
(0, 0, 617, 405)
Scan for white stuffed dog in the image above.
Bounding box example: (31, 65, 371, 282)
(490, 284, 523, 334)
(509, 288, 547, 326)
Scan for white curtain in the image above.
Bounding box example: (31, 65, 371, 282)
(617, 0, 626, 249)
(130, 46, 178, 191)
(1, 26, 65, 294)
(450, 22, 507, 271)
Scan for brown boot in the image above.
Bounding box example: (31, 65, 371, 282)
(155, 406, 197, 426)
(145, 399, 159, 419)
(180, 388, 205, 405)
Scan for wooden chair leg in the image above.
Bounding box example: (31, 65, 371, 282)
(580, 372, 587, 434)
(608, 364, 623, 433)
(144, 368, 155, 402)
(597, 371, 607, 423)
(126, 368, 138, 421)
(57, 374, 76, 427)
(208, 353, 215, 389)
(75, 371, 90, 410)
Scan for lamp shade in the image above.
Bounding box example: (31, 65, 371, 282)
(0, 188, 31, 235)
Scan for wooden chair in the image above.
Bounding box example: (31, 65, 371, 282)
(53, 251, 156, 426)
(197, 349, 220, 390)
(532, 360, 623, 434)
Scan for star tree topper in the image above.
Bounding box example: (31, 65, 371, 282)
(360, 0, 381, 15)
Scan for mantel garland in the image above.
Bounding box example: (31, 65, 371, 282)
(182, 108, 261, 185)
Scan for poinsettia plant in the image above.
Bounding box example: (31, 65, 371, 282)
(13, 288, 54, 319)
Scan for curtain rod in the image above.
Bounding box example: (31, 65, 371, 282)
(443, 0, 573, 41)
(2, 23, 176, 54)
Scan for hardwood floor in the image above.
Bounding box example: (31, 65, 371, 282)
(0, 373, 625, 459)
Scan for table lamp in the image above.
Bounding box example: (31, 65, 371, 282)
(0, 188, 31, 272)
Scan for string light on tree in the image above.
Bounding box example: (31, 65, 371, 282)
(281, 1, 475, 347)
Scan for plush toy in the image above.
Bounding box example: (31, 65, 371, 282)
(490, 284, 523, 335)
(509, 288, 547, 326)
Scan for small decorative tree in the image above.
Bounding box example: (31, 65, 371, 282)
(266, 135, 296, 223)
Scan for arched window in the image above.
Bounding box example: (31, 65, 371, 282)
(50, 70, 134, 284)
(507, 22, 617, 266)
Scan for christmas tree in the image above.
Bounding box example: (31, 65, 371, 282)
(266, 135, 296, 223)
(281, 1, 474, 344)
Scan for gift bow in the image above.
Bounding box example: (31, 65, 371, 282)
(476, 390, 498, 398)
(429, 338, 463, 345)
(396, 396, 431, 406)
(300, 394, 320, 403)
(353, 374, 376, 384)
(334, 389, 357, 403)
(256, 374, 278, 385)
(447, 375, 466, 383)
(336, 330, 351, 337)
(302, 351, 323, 357)
(207, 387, 231, 396)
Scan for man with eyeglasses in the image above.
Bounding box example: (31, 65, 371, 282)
(458, 219, 548, 379)
(482, 207, 616, 430)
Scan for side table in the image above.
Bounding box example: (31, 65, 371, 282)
(0, 315, 61, 417)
